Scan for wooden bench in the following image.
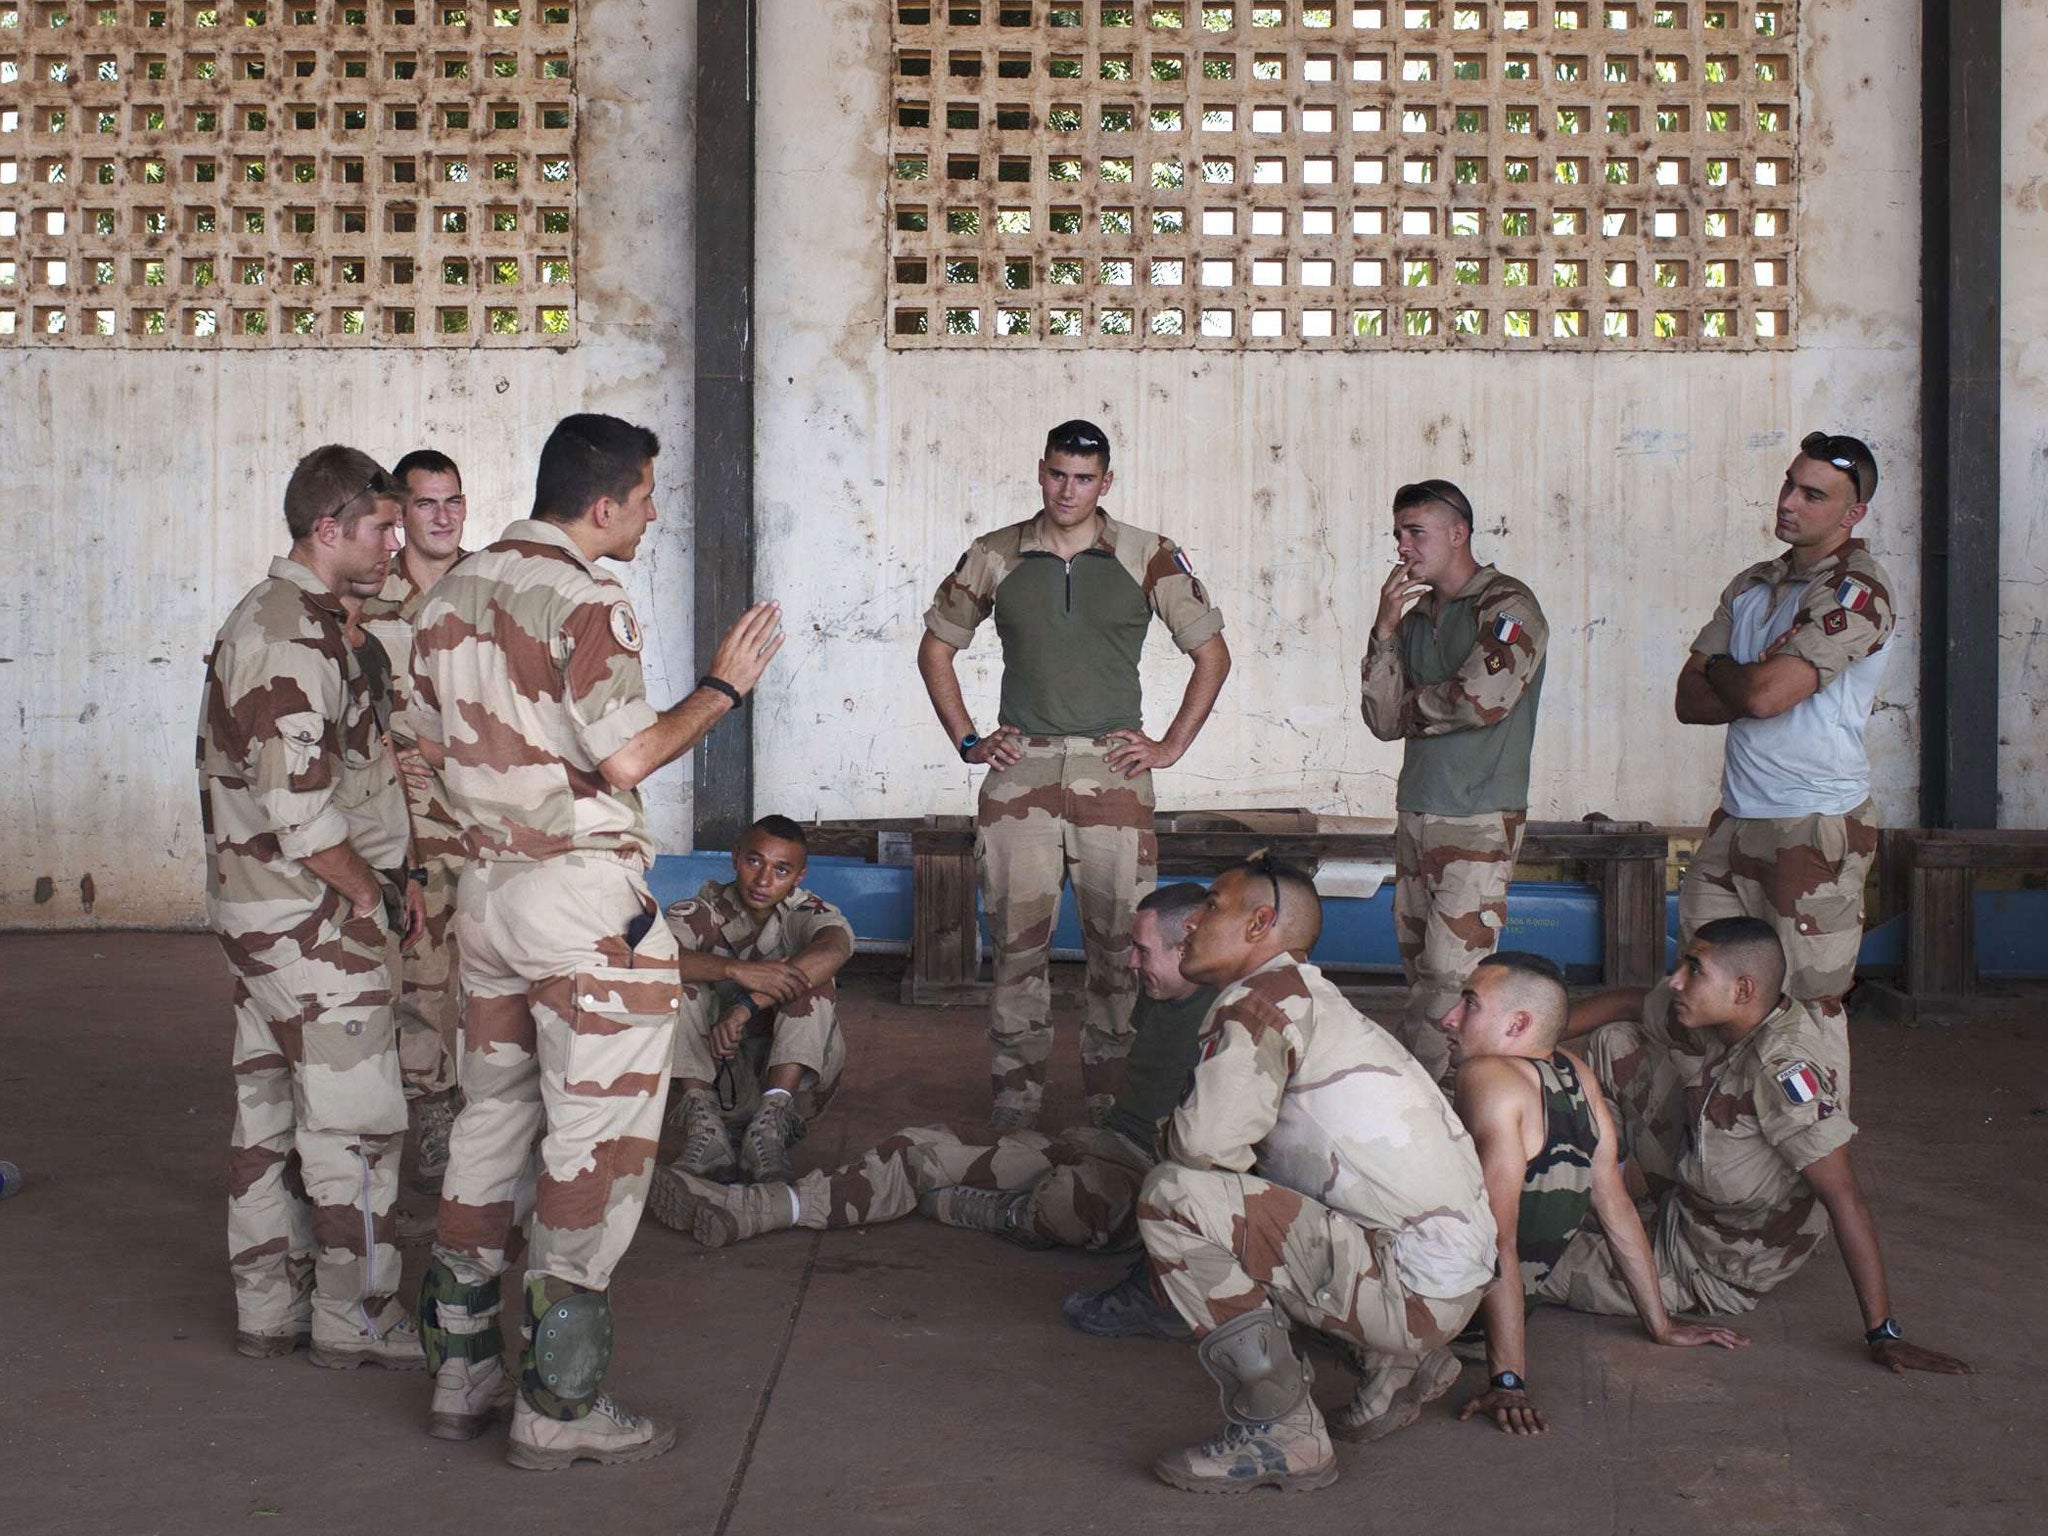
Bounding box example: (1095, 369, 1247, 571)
(866, 812, 1668, 1007)
(1879, 829, 2048, 1015)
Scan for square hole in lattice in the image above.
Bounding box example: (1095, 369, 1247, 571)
(886, 3, 1796, 348)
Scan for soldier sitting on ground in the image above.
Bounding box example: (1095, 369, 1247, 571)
(663, 816, 856, 1184)
(1550, 918, 1970, 1377)
(1438, 950, 1748, 1437)
(1104, 857, 1498, 1494)
(648, 884, 1217, 1252)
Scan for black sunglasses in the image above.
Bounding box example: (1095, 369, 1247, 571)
(1245, 848, 1283, 920)
(319, 472, 386, 527)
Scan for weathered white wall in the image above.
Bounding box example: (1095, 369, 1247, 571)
(754, 1, 1924, 833)
(0, 0, 696, 928)
(2002, 0, 2048, 827)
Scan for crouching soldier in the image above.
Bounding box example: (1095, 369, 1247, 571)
(663, 816, 854, 1183)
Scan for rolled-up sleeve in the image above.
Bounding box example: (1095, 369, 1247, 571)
(563, 597, 659, 764)
(923, 541, 998, 650)
(1141, 537, 1226, 654)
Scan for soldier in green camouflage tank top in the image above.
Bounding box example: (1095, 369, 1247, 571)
(1514, 1052, 1600, 1294)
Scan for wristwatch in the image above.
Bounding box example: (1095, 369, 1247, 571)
(1864, 1318, 1902, 1345)
(406, 866, 429, 885)
(958, 733, 982, 762)
(1489, 1370, 1528, 1393)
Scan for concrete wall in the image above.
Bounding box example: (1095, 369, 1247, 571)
(753, 1, 1926, 834)
(0, 0, 696, 928)
(2003, 0, 2048, 827)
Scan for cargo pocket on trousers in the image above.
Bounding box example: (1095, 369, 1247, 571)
(565, 910, 681, 1097)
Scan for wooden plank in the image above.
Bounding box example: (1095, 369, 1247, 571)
(1906, 864, 1975, 998)
(905, 840, 980, 1005)
(1910, 837, 2048, 871)
(1600, 856, 1666, 987)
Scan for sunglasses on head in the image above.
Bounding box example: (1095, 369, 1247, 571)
(1245, 848, 1283, 920)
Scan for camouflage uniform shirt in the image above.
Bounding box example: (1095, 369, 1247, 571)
(406, 518, 660, 864)
(1690, 539, 1896, 818)
(1670, 999, 1856, 1293)
(1166, 954, 1497, 1299)
(197, 557, 410, 972)
(665, 878, 854, 964)
(923, 512, 1224, 738)
(1361, 565, 1547, 816)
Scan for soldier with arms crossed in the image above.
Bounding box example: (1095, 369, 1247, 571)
(649, 883, 1216, 1253)
(407, 413, 784, 1469)
(1556, 919, 1970, 1377)
(1438, 951, 1747, 1436)
(359, 448, 472, 1206)
(1130, 858, 1497, 1494)
(198, 445, 429, 1369)
(1674, 432, 1896, 1093)
(662, 815, 856, 1185)
(1361, 479, 1548, 1084)
(918, 419, 1230, 1129)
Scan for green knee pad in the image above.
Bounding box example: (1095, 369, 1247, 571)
(519, 1275, 614, 1421)
(418, 1262, 502, 1372)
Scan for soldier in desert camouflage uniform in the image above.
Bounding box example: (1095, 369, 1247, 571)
(663, 816, 856, 1185)
(1552, 920, 1970, 1378)
(1124, 859, 1497, 1494)
(648, 884, 1215, 1254)
(1675, 432, 1898, 1091)
(198, 445, 430, 1370)
(1361, 479, 1547, 1084)
(917, 420, 1230, 1130)
(1438, 952, 1747, 1438)
(359, 449, 472, 1198)
(407, 413, 784, 1469)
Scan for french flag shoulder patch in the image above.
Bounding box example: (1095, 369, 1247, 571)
(1173, 548, 1197, 578)
(1835, 576, 1872, 613)
(1776, 1061, 1823, 1107)
(1493, 613, 1524, 645)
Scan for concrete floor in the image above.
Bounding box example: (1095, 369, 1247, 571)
(0, 934, 2040, 1536)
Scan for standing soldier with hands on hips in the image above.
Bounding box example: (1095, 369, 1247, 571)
(918, 420, 1230, 1130)
(1361, 479, 1548, 1084)
(406, 413, 784, 1470)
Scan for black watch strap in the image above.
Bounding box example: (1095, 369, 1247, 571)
(698, 675, 745, 708)
(1489, 1370, 1527, 1393)
(1865, 1318, 1902, 1345)
(406, 866, 429, 885)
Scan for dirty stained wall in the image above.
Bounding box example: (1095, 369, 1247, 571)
(753, 0, 1931, 835)
(0, 1, 696, 929)
(2002, 0, 2048, 827)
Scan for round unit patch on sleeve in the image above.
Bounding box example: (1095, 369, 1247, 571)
(608, 601, 643, 653)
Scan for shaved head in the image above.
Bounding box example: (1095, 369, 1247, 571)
(1692, 917, 1788, 1001)
(1472, 951, 1569, 1047)
(1177, 859, 1324, 988)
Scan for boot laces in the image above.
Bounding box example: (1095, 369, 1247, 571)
(680, 1098, 728, 1162)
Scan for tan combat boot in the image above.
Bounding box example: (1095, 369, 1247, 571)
(310, 1312, 429, 1372)
(918, 1184, 1054, 1250)
(1153, 1308, 1338, 1494)
(430, 1354, 517, 1441)
(1331, 1344, 1460, 1441)
(738, 1095, 802, 1184)
(669, 1087, 738, 1181)
(235, 1322, 310, 1359)
(648, 1166, 800, 1248)
(506, 1393, 678, 1472)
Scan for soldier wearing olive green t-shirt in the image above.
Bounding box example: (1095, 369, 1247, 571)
(917, 420, 1231, 1130)
(1362, 478, 1548, 1084)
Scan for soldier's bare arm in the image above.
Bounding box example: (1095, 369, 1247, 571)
(1674, 652, 1741, 725)
(1453, 1058, 1549, 1436)
(675, 949, 809, 1003)
(1103, 632, 1231, 777)
(1583, 1075, 1749, 1352)
(1700, 650, 1821, 720)
(1561, 986, 1649, 1041)
(601, 602, 784, 790)
(299, 839, 387, 918)
(915, 632, 1023, 767)
(1359, 564, 1425, 741)
(1802, 1147, 1973, 1376)
(787, 926, 855, 991)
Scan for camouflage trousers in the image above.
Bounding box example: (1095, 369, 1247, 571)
(1139, 1164, 1487, 1423)
(785, 1122, 1153, 1250)
(435, 853, 681, 1293)
(1394, 809, 1525, 1081)
(1532, 1195, 1765, 1319)
(224, 911, 409, 1338)
(672, 976, 844, 1126)
(395, 820, 463, 1100)
(977, 736, 1156, 1120)
(1679, 799, 1877, 1094)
